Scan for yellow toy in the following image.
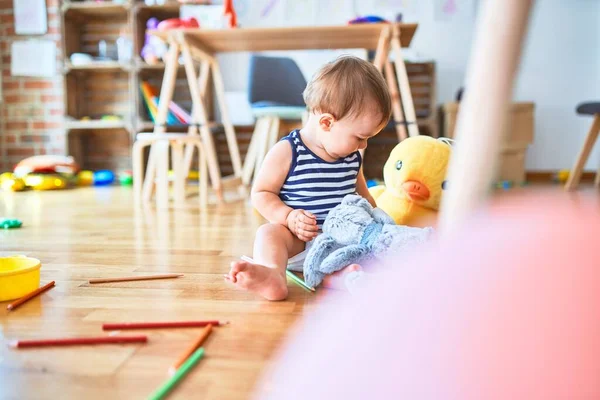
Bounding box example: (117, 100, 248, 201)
(0, 256, 41, 302)
(369, 136, 452, 228)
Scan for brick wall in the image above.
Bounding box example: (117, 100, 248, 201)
(0, 0, 64, 172)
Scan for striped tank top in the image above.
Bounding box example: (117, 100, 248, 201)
(279, 130, 362, 228)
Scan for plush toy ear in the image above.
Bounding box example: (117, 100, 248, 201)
(372, 207, 395, 225)
(342, 194, 373, 214)
(303, 234, 342, 288)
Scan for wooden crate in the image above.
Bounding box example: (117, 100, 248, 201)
(66, 70, 131, 121)
(441, 101, 535, 183)
(68, 128, 131, 172)
(62, 3, 130, 61)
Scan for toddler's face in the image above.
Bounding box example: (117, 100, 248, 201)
(319, 109, 385, 159)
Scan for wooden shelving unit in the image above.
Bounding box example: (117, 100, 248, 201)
(61, 0, 195, 171)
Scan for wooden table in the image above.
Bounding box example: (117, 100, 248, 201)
(139, 23, 419, 207)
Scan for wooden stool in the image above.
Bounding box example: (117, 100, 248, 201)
(133, 133, 209, 208)
(242, 107, 307, 186)
(565, 102, 600, 191)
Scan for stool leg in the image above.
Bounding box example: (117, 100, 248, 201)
(254, 117, 273, 181)
(242, 117, 264, 186)
(132, 140, 147, 204)
(267, 117, 280, 150)
(565, 115, 600, 191)
(197, 142, 208, 208)
(171, 141, 185, 207)
(155, 140, 170, 209)
(142, 143, 157, 203)
(595, 164, 600, 189)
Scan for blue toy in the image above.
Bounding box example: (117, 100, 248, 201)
(93, 170, 115, 186)
(349, 16, 389, 24)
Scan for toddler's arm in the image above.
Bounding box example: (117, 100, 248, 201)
(251, 141, 318, 241)
(355, 167, 377, 208)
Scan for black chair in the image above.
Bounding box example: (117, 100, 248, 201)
(565, 102, 600, 191)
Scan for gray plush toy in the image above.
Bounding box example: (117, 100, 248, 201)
(303, 194, 435, 289)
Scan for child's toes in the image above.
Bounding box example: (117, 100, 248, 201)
(227, 261, 250, 283)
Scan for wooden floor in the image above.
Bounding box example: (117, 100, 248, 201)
(0, 187, 323, 400)
(1, 183, 598, 399)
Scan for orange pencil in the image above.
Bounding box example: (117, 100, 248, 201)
(7, 281, 56, 311)
(168, 324, 213, 376)
(88, 274, 183, 284)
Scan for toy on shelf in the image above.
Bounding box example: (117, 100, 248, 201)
(157, 17, 199, 31)
(140, 81, 191, 125)
(224, 0, 238, 28)
(369, 136, 452, 228)
(141, 18, 168, 66)
(349, 15, 389, 24)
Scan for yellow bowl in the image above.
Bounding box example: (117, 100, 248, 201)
(0, 256, 41, 302)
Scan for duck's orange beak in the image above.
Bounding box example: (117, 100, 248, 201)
(402, 180, 430, 202)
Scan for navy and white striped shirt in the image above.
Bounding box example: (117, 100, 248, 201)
(279, 130, 362, 228)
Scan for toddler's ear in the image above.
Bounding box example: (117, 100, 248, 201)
(318, 113, 334, 132)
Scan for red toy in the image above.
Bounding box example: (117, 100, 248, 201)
(223, 0, 237, 28)
(157, 17, 199, 31)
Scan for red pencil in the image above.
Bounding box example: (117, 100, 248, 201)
(103, 320, 228, 331)
(9, 335, 148, 349)
(7, 281, 56, 311)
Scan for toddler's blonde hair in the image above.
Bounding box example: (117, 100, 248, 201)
(303, 55, 392, 127)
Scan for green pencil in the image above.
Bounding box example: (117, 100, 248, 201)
(148, 347, 205, 400)
(286, 270, 315, 293)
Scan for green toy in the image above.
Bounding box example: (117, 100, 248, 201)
(0, 218, 22, 229)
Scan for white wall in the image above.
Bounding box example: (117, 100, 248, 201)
(217, 0, 599, 171)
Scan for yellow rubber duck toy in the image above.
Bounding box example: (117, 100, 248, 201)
(369, 136, 452, 228)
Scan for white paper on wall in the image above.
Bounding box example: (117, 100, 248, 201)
(13, 0, 48, 35)
(11, 40, 56, 78)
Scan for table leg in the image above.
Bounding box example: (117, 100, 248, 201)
(183, 62, 210, 179)
(384, 59, 408, 141)
(142, 40, 180, 207)
(180, 40, 224, 202)
(390, 25, 419, 138)
(373, 26, 390, 73)
(210, 59, 244, 179)
(439, 0, 533, 235)
(171, 141, 185, 206)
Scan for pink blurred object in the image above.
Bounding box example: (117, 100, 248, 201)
(254, 191, 600, 400)
(13, 155, 79, 178)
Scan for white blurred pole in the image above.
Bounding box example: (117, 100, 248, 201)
(439, 0, 534, 236)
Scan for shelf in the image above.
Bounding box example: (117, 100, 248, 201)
(62, 1, 131, 17)
(134, 2, 181, 13)
(64, 61, 132, 73)
(66, 119, 130, 131)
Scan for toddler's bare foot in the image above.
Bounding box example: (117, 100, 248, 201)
(322, 264, 362, 290)
(225, 260, 288, 301)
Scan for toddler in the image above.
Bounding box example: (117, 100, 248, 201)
(225, 55, 392, 300)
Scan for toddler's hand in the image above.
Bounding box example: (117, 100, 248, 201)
(286, 209, 318, 242)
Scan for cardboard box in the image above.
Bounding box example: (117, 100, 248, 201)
(441, 101, 535, 182)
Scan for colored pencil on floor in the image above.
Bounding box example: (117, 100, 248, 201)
(148, 347, 205, 400)
(240, 256, 315, 293)
(7, 281, 56, 311)
(285, 270, 316, 292)
(168, 324, 213, 376)
(9, 335, 148, 348)
(88, 274, 183, 284)
(103, 320, 228, 331)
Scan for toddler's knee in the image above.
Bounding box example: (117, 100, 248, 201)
(256, 223, 288, 239)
